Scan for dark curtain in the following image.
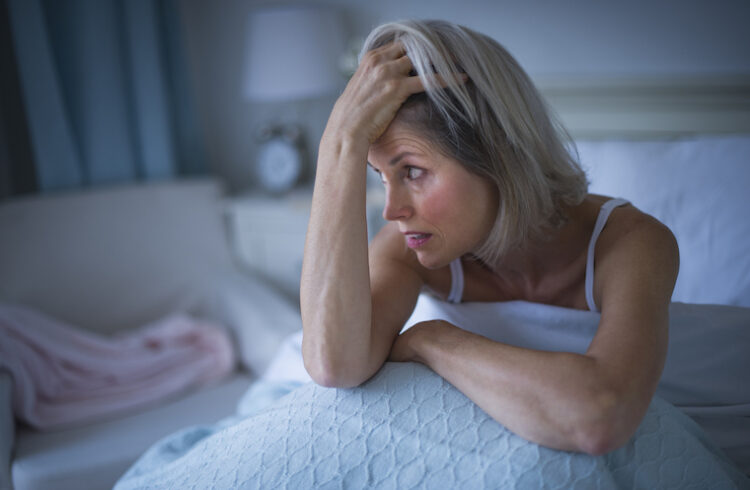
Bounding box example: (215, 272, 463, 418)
(0, 0, 36, 198)
(1, 0, 206, 199)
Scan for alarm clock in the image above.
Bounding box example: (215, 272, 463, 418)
(255, 125, 304, 194)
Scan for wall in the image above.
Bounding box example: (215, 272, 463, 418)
(178, 0, 750, 192)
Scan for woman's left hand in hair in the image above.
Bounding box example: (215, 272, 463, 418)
(323, 42, 425, 149)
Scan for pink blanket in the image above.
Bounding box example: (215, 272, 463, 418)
(0, 303, 236, 430)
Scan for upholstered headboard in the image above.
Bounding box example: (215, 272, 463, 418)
(537, 76, 750, 139)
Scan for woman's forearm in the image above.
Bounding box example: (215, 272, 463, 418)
(300, 41, 436, 387)
(300, 134, 377, 387)
(404, 322, 641, 455)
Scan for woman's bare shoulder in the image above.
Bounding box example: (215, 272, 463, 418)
(369, 222, 451, 292)
(596, 200, 680, 296)
(370, 223, 419, 265)
(369, 222, 422, 269)
(368, 223, 428, 337)
(600, 200, 677, 253)
(583, 194, 673, 246)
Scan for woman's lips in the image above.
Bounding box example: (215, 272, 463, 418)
(405, 232, 432, 249)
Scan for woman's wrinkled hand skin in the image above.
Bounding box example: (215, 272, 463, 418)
(323, 42, 425, 150)
(389, 320, 456, 364)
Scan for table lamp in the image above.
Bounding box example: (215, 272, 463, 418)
(243, 6, 345, 193)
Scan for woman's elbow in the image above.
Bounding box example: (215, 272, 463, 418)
(577, 425, 625, 456)
(305, 361, 354, 388)
(302, 349, 368, 388)
(574, 391, 639, 456)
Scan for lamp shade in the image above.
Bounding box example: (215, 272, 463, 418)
(243, 6, 345, 102)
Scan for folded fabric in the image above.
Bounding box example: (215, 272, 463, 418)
(0, 303, 235, 430)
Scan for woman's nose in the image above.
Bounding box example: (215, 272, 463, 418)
(382, 187, 413, 221)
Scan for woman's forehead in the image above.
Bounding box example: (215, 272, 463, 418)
(369, 123, 434, 163)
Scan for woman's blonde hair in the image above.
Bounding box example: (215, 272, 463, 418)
(361, 20, 588, 267)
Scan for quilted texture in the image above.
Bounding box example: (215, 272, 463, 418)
(116, 363, 749, 489)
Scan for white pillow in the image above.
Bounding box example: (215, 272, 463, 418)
(185, 271, 303, 377)
(577, 136, 750, 307)
(0, 179, 234, 333)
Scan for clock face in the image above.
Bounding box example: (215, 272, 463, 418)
(256, 138, 302, 193)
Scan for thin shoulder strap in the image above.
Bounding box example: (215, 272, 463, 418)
(447, 258, 464, 304)
(585, 198, 630, 312)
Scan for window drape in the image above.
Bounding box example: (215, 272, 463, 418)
(2, 0, 206, 197)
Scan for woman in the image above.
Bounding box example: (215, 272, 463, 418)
(300, 19, 679, 456)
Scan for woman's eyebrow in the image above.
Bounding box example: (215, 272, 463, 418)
(389, 152, 418, 166)
(367, 152, 419, 170)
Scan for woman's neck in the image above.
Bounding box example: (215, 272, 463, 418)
(487, 199, 596, 294)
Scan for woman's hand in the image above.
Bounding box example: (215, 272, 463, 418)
(322, 42, 425, 151)
(389, 320, 456, 363)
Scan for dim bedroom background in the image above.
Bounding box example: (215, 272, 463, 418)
(2, 0, 750, 488)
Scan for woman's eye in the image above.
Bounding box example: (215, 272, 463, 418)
(405, 167, 424, 180)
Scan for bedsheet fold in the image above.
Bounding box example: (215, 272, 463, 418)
(0, 303, 235, 430)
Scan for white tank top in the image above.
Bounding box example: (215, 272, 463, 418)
(446, 198, 629, 312)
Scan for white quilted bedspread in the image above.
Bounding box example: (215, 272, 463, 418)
(116, 363, 749, 489)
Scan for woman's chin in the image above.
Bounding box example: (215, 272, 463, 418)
(415, 252, 452, 270)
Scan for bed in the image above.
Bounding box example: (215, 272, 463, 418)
(3, 78, 750, 488)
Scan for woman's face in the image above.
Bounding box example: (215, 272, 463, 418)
(368, 120, 498, 269)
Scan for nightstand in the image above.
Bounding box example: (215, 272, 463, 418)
(224, 188, 386, 302)
(225, 190, 312, 301)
